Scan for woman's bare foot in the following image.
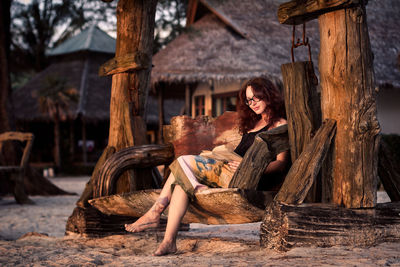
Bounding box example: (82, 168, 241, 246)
(153, 240, 177, 256)
(125, 197, 168, 233)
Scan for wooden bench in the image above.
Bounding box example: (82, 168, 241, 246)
(88, 112, 336, 224)
(0, 132, 34, 204)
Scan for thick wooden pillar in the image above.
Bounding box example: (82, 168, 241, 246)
(107, 0, 157, 192)
(318, 3, 380, 208)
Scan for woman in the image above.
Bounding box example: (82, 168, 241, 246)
(125, 77, 289, 256)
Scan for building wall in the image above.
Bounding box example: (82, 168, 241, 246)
(192, 81, 241, 117)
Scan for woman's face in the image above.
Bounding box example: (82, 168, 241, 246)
(245, 86, 267, 115)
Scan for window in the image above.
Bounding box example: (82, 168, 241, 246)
(212, 92, 237, 117)
(194, 95, 205, 116)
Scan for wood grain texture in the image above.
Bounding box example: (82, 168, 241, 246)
(281, 62, 321, 163)
(260, 201, 400, 251)
(163, 111, 242, 157)
(281, 61, 322, 202)
(274, 119, 336, 204)
(229, 125, 289, 189)
(90, 188, 276, 224)
(93, 144, 174, 198)
(107, 0, 157, 193)
(98, 52, 151, 76)
(318, 5, 380, 208)
(278, 0, 360, 25)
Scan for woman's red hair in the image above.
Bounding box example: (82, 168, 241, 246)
(237, 77, 285, 134)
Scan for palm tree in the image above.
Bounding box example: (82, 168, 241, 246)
(37, 75, 78, 168)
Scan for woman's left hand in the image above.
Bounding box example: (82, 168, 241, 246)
(228, 161, 241, 172)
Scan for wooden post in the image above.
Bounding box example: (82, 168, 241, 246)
(81, 117, 87, 164)
(157, 85, 164, 144)
(106, 0, 157, 192)
(278, 0, 380, 208)
(281, 61, 321, 202)
(281, 62, 321, 163)
(318, 3, 380, 208)
(185, 84, 191, 116)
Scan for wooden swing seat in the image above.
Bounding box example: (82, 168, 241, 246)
(89, 112, 335, 225)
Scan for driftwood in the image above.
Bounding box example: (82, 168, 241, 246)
(281, 61, 322, 202)
(0, 132, 34, 204)
(378, 140, 400, 202)
(274, 119, 336, 204)
(89, 188, 276, 224)
(260, 201, 400, 251)
(229, 125, 289, 189)
(281, 62, 321, 165)
(93, 144, 174, 198)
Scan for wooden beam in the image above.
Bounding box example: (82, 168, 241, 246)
(278, 0, 361, 25)
(186, 0, 199, 26)
(98, 52, 151, 77)
(274, 119, 336, 205)
(260, 201, 400, 251)
(89, 188, 276, 224)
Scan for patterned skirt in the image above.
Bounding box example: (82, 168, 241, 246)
(169, 155, 235, 200)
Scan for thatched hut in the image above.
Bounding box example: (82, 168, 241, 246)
(151, 0, 400, 140)
(12, 25, 114, 168)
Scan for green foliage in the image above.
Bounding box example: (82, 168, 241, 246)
(10, 0, 117, 71)
(154, 0, 188, 54)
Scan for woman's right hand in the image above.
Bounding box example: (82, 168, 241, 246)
(228, 161, 241, 172)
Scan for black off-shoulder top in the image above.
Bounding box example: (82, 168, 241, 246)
(233, 126, 269, 157)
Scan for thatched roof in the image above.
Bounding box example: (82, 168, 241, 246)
(151, 0, 400, 89)
(13, 27, 114, 122)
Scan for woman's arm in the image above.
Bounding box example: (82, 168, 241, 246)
(264, 150, 289, 174)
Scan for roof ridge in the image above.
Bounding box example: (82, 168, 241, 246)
(199, 0, 248, 39)
(83, 24, 96, 50)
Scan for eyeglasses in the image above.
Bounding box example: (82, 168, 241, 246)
(246, 96, 261, 106)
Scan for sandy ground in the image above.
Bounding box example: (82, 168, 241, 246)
(0, 176, 399, 266)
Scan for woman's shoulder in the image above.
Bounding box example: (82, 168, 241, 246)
(272, 118, 287, 128)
